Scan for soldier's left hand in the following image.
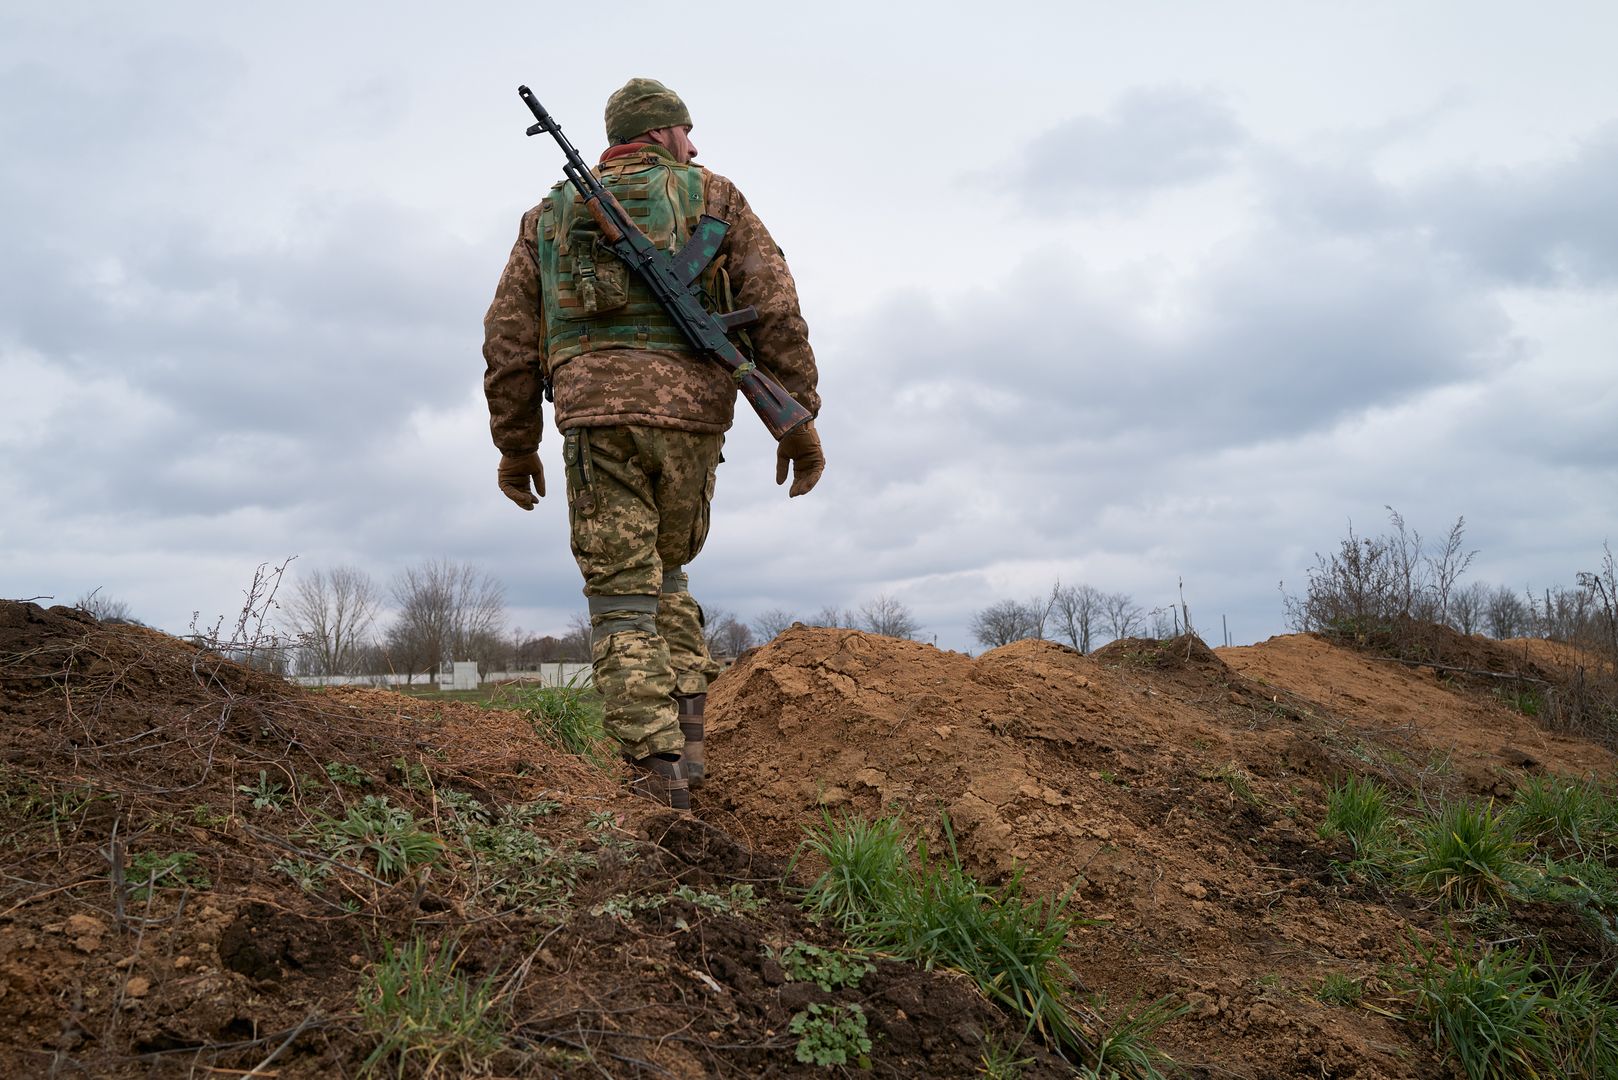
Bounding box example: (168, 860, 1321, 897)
(498, 450, 545, 510)
(775, 421, 824, 498)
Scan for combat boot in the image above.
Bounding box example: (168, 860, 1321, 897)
(627, 753, 689, 811)
(676, 693, 706, 790)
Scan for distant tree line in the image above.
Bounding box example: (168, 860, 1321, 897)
(272, 562, 927, 679)
(968, 582, 1146, 652)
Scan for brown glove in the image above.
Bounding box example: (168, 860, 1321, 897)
(498, 450, 544, 510)
(774, 420, 824, 498)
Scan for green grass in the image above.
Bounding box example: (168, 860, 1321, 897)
(1316, 972, 1365, 1006)
(1509, 776, 1614, 860)
(1085, 994, 1187, 1079)
(499, 683, 611, 764)
(359, 936, 505, 1077)
(798, 811, 1177, 1073)
(797, 810, 909, 928)
(1405, 800, 1521, 907)
(1319, 775, 1394, 860)
(1403, 935, 1618, 1080)
(1405, 937, 1549, 1080)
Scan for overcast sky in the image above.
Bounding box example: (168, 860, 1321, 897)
(2, 1, 1615, 653)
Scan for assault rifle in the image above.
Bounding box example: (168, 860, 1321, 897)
(518, 86, 812, 440)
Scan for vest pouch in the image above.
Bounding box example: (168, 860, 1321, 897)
(570, 235, 629, 318)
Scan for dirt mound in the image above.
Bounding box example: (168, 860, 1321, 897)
(0, 602, 1068, 1078)
(708, 626, 1618, 1077)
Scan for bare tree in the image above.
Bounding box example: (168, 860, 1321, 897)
(562, 611, 593, 661)
(1427, 516, 1477, 627)
(807, 605, 857, 629)
(1485, 585, 1529, 639)
(858, 594, 921, 639)
(1102, 591, 1143, 640)
(704, 609, 755, 657)
(1578, 543, 1618, 662)
(752, 607, 800, 642)
(1052, 583, 1103, 653)
(1448, 580, 1489, 636)
(386, 559, 507, 680)
(970, 599, 1037, 648)
(285, 566, 380, 676)
(75, 589, 136, 624)
(1027, 583, 1061, 640)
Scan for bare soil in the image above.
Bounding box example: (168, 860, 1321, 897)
(2, 601, 1614, 1078)
(707, 627, 1616, 1079)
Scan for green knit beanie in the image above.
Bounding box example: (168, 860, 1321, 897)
(604, 77, 693, 143)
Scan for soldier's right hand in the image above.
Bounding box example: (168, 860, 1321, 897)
(775, 420, 824, 498)
(498, 450, 545, 510)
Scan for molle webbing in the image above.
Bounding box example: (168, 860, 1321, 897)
(660, 569, 689, 594)
(537, 154, 713, 367)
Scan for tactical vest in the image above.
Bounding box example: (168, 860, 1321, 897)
(537, 152, 726, 370)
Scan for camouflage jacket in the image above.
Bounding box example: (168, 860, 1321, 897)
(482, 154, 820, 451)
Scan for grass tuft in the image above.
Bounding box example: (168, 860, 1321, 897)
(1405, 800, 1520, 906)
(1405, 936, 1547, 1080)
(501, 680, 611, 765)
(359, 936, 504, 1077)
(1320, 775, 1394, 860)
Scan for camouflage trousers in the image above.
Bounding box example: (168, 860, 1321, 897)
(563, 425, 725, 760)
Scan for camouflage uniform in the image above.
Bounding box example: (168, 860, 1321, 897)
(482, 140, 819, 762)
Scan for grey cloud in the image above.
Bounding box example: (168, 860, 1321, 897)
(842, 229, 1510, 469)
(1261, 124, 1618, 287)
(1020, 87, 1246, 208)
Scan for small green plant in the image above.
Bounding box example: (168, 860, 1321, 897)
(359, 936, 504, 1077)
(1404, 937, 1549, 1080)
(189, 804, 231, 828)
(795, 810, 909, 928)
(391, 757, 432, 793)
(1405, 800, 1521, 906)
(789, 1003, 872, 1067)
(324, 761, 372, 788)
(978, 1034, 1033, 1079)
(1317, 972, 1364, 1006)
(502, 797, 560, 824)
(675, 883, 766, 915)
(1086, 994, 1187, 1079)
(504, 681, 611, 764)
(778, 941, 875, 991)
(1319, 774, 1394, 859)
(331, 796, 444, 880)
(1500, 687, 1544, 718)
(127, 850, 211, 900)
(237, 769, 290, 812)
(1206, 762, 1261, 807)
(272, 857, 332, 893)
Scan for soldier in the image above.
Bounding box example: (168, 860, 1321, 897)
(482, 77, 824, 810)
